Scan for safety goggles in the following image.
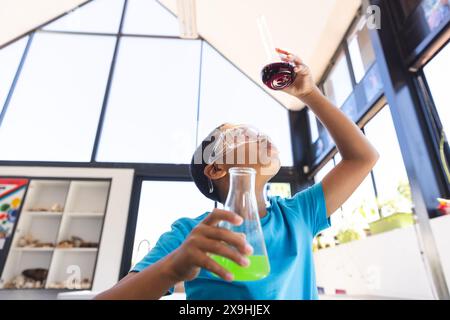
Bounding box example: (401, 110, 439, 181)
(206, 125, 274, 165)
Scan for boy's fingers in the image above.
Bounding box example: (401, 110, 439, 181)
(202, 227, 253, 255)
(280, 56, 304, 69)
(276, 48, 305, 64)
(285, 53, 303, 66)
(275, 48, 290, 55)
(202, 209, 243, 226)
(199, 239, 249, 267)
(197, 253, 234, 281)
(294, 64, 309, 75)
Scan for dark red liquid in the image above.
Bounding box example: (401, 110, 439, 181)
(261, 62, 296, 90)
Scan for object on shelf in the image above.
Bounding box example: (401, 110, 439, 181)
(22, 268, 48, 282)
(57, 236, 98, 249)
(46, 278, 91, 290)
(50, 203, 64, 212)
(17, 234, 54, 248)
(28, 203, 64, 212)
(438, 198, 450, 215)
(3, 268, 48, 289)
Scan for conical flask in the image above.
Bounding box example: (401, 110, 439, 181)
(257, 15, 296, 90)
(211, 167, 270, 281)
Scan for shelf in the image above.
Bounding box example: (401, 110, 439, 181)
(22, 211, 63, 217)
(65, 212, 104, 218)
(12, 247, 54, 252)
(55, 248, 98, 252)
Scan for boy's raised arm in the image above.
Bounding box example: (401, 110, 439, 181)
(278, 51, 379, 217)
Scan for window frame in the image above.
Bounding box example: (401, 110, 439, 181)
(312, 9, 382, 168)
(415, 44, 450, 196)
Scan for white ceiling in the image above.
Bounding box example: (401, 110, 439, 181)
(160, 0, 361, 110)
(0, 0, 88, 47)
(0, 0, 360, 110)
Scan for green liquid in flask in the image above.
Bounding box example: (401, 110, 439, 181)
(211, 255, 270, 281)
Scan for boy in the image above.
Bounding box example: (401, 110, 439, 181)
(96, 51, 379, 300)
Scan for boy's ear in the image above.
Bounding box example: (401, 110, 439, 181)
(204, 164, 227, 181)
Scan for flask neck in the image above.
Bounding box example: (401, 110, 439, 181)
(225, 168, 257, 205)
(225, 168, 258, 214)
(230, 173, 255, 192)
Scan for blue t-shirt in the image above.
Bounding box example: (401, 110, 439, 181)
(131, 183, 330, 300)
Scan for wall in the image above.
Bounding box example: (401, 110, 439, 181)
(314, 224, 435, 299)
(430, 214, 450, 287)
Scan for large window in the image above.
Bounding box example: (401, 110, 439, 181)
(0, 0, 293, 168)
(96, 38, 202, 164)
(313, 105, 413, 247)
(131, 181, 214, 267)
(0, 33, 115, 161)
(364, 106, 413, 217)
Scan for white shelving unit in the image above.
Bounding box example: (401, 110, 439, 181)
(0, 179, 110, 290)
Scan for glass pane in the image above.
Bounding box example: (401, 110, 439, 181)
(347, 18, 376, 83)
(198, 43, 293, 166)
(335, 153, 379, 236)
(123, 0, 180, 36)
(314, 159, 334, 184)
(0, 37, 28, 114)
(313, 157, 343, 249)
(364, 106, 413, 217)
(43, 0, 124, 34)
(424, 43, 450, 138)
(266, 183, 291, 198)
(0, 33, 115, 161)
(323, 51, 353, 107)
(341, 176, 379, 225)
(420, 0, 450, 31)
(131, 181, 214, 267)
(97, 37, 201, 164)
(363, 64, 383, 103)
(341, 94, 357, 121)
(308, 109, 320, 143)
